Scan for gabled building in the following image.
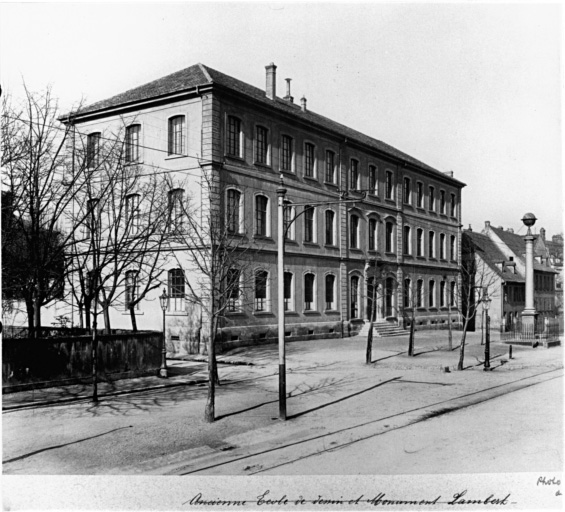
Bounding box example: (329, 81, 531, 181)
(54, 62, 466, 350)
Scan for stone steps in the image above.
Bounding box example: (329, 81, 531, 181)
(358, 322, 411, 338)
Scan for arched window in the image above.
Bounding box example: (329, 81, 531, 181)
(304, 205, 316, 243)
(226, 189, 242, 234)
(404, 278, 411, 308)
(385, 171, 394, 199)
(429, 186, 436, 211)
(440, 190, 446, 214)
(281, 135, 293, 171)
(417, 279, 423, 308)
(416, 182, 424, 208)
(350, 275, 360, 318)
(254, 270, 270, 312)
(429, 279, 436, 307)
(416, 228, 424, 256)
(325, 150, 335, 183)
(168, 268, 185, 312)
(350, 214, 359, 248)
(403, 177, 411, 204)
(283, 202, 295, 240)
(125, 124, 141, 163)
(385, 221, 394, 253)
(428, 231, 436, 258)
(168, 115, 185, 155)
(284, 272, 294, 311)
(304, 273, 316, 311)
(125, 270, 139, 310)
(440, 280, 446, 307)
(440, 233, 446, 259)
(227, 116, 242, 157)
(450, 235, 456, 261)
(325, 210, 336, 246)
(325, 274, 336, 310)
(126, 194, 140, 235)
(369, 165, 378, 194)
(255, 195, 269, 236)
(226, 268, 241, 312)
(168, 188, 185, 232)
(450, 281, 456, 307)
(403, 225, 411, 255)
(368, 218, 377, 251)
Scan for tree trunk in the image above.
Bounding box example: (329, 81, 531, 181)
(78, 304, 84, 329)
(33, 296, 42, 337)
(408, 317, 415, 356)
(447, 306, 453, 350)
(84, 297, 91, 330)
(204, 314, 216, 423)
(129, 305, 138, 332)
(25, 297, 34, 336)
(457, 325, 468, 371)
(92, 307, 99, 402)
(101, 288, 111, 334)
(365, 322, 373, 364)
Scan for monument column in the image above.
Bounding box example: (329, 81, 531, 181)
(521, 213, 537, 333)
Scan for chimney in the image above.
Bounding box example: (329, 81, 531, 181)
(300, 96, 307, 112)
(468, 224, 473, 231)
(507, 228, 514, 233)
(284, 78, 294, 103)
(540, 227, 546, 240)
(444, 170, 454, 177)
(485, 221, 491, 230)
(265, 63, 277, 100)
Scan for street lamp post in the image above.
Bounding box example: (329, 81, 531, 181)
(159, 288, 168, 378)
(483, 291, 492, 371)
(277, 179, 287, 420)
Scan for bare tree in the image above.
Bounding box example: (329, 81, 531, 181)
(1, 86, 96, 336)
(164, 169, 261, 422)
(456, 235, 499, 370)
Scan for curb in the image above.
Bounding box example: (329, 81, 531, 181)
(2, 378, 208, 412)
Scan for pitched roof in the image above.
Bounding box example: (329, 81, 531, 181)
(464, 231, 525, 283)
(69, 63, 464, 185)
(488, 226, 557, 273)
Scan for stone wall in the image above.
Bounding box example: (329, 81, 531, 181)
(2, 331, 162, 391)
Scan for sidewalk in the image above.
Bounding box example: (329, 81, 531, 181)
(3, 330, 561, 411)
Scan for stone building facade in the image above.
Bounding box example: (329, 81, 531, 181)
(56, 62, 466, 351)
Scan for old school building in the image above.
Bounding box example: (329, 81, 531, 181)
(59, 62, 466, 350)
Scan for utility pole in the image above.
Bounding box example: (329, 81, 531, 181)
(277, 179, 287, 420)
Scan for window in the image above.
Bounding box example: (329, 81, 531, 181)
(428, 231, 435, 258)
(325, 274, 336, 310)
(403, 225, 411, 255)
(168, 116, 185, 155)
(281, 135, 293, 171)
(325, 150, 335, 183)
(440, 233, 446, 259)
(227, 189, 241, 233)
(87, 132, 100, 168)
(440, 190, 446, 214)
(350, 159, 359, 190)
(385, 221, 394, 253)
(350, 276, 360, 319)
(350, 214, 359, 248)
(125, 270, 139, 309)
(325, 210, 335, 245)
(255, 195, 269, 236)
(385, 171, 393, 199)
(284, 272, 294, 311)
(416, 228, 423, 257)
(429, 280, 436, 307)
(417, 182, 424, 208)
(168, 268, 185, 312)
(227, 116, 241, 157)
(304, 273, 316, 311)
(254, 270, 269, 312)
(404, 278, 411, 308)
(450, 281, 456, 307)
(368, 218, 377, 251)
(429, 186, 435, 211)
(125, 124, 140, 163)
(168, 189, 184, 232)
(403, 177, 411, 204)
(450, 193, 456, 217)
(255, 126, 269, 164)
(440, 281, 446, 307)
(304, 143, 315, 177)
(417, 279, 423, 308)
(450, 235, 456, 260)
(86, 198, 99, 236)
(226, 268, 241, 312)
(304, 205, 315, 242)
(126, 194, 140, 235)
(369, 165, 378, 194)
(283, 203, 295, 240)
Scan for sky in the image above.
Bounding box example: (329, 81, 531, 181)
(1, 2, 562, 237)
